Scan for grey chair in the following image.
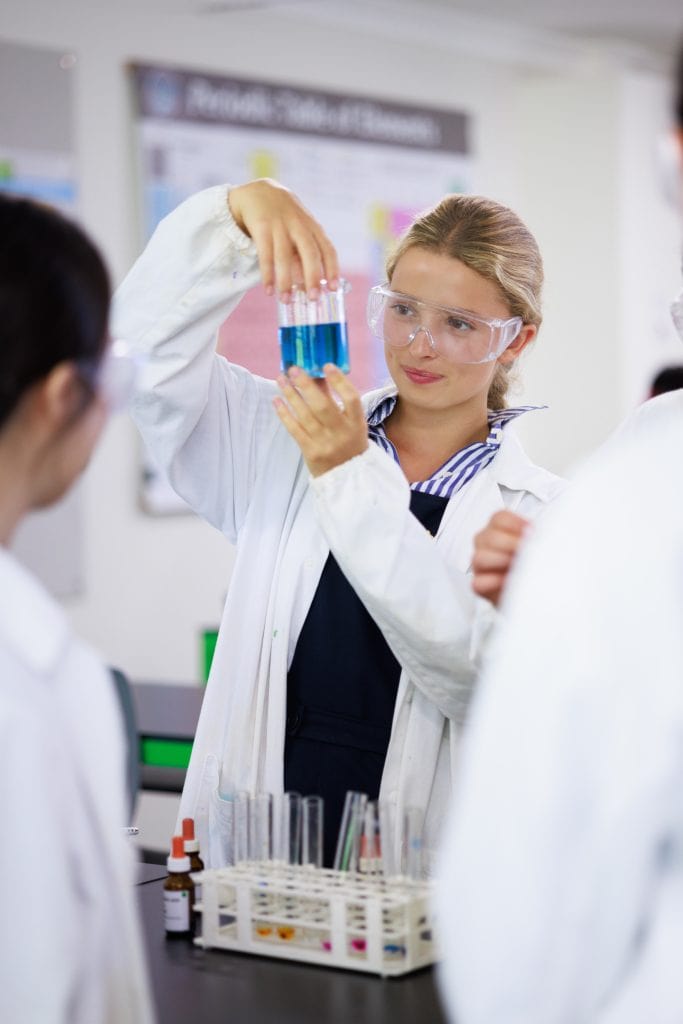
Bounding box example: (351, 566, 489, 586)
(109, 666, 140, 820)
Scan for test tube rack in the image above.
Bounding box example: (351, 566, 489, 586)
(192, 862, 436, 977)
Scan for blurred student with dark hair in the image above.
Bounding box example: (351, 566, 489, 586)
(437, 40, 683, 1024)
(0, 196, 154, 1023)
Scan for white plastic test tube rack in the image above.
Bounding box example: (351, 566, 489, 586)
(192, 862, 436, 977)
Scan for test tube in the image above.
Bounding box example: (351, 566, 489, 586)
(234, 790, 250, 864)
(248, 793, 273, 863)
(301, 795, 324, 869)
(378, 800, 399, 878)
(276, 791, 302, 865)
(333, 791, 367, 873)
(210, 795, 235, 868)
(359, 800, 381, 875)
(402, 806, 424, 880)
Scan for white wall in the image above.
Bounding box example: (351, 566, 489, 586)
(619, 69, 683, 411)
(499, 59, 623, 474)
(1, 2, 678, 682)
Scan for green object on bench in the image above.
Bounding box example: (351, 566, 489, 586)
(202, 628, 219, 684)
(140, 736, 193, 769)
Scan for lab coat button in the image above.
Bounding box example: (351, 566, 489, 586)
(286, 708, 303, 735)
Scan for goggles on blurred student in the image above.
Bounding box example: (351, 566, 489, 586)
(672, 287, 683, 342)
(366, 285, 523, 364)
(78, 339, 140, 412)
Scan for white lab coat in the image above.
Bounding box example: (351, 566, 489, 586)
(437, 393, 683, 1022)
(114, 184, 564, 872)
(0, 548, 154, 1024)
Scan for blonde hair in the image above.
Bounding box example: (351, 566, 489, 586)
(386, 194, 543, 409)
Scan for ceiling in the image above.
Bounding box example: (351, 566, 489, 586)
(184, 0, 683, 59)
(12, 0, 680, 62)
(427, 0, 683, 54)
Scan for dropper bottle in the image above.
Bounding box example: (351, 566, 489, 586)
(182, 817, 204, 871)
(182, 817, 204, 902)
(164, 835, 195, 938)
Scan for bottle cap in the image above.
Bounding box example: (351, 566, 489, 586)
(167, 834, 191, 873)
(182, 817, 199, 853)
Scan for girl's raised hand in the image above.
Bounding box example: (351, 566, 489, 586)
(274, 364, 368, 478)
(228, 179, 339, 300)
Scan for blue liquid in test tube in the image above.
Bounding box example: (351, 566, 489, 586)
(278, 322, 349, 377)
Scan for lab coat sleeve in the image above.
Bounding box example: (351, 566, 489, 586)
(436, 445, 683, 1023)
(112, 184, 279, 539)
(310, 442, 491, 723)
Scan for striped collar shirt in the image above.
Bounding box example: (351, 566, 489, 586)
(366, 393, 543, 499)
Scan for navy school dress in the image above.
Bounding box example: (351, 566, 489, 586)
(284, 490, 448, 867)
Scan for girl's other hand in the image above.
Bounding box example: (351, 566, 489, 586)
(471, 509, 530, 607)
(273, 364, 368, 477)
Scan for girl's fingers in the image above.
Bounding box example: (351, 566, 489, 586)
(272, 223, 296, 296)
(473, 512, 529, 557)
(272, 396, 309, 445)
(289, 255, 306, 290)
(472, 549, 514, 573)
(228, 181, 341, 298)
(285, 367, 338, 419)
(474, 530, 521, 558)
(289, 224, 326, 298)
(315, 231, 340, 289)
(249, 221, 275, 295)
(488, 509, 530, 536)
(277, 371, 324, 431)
(471, 572, 505, 603)
(323, 365, 364, 423)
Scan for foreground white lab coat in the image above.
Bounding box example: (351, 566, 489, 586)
(437, 392, 683, 1022)
(0, 548, 154, 1024)
(115, 185, 564, 871)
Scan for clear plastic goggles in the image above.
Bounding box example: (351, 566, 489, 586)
(366, 285, 523, 364)
(78, 339, 140, 412)
(672, 286, 683, 342)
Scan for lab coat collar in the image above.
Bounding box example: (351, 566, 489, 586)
(492, 426, 563, 502)
(363, 383, 397, 417)
(363, 385, 560, 502)
(0, 546, 70, 676)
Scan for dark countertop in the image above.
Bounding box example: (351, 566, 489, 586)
(137, 879, 447, 1024)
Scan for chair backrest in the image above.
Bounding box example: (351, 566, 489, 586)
(108, 666, 140, 820)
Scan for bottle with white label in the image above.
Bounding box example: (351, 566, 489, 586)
(164, 834, 195, 939)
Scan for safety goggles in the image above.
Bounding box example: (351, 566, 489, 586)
(78, 339, 140, 412)
(672, 286, 683, 342)
(366, 285, 523, 364)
